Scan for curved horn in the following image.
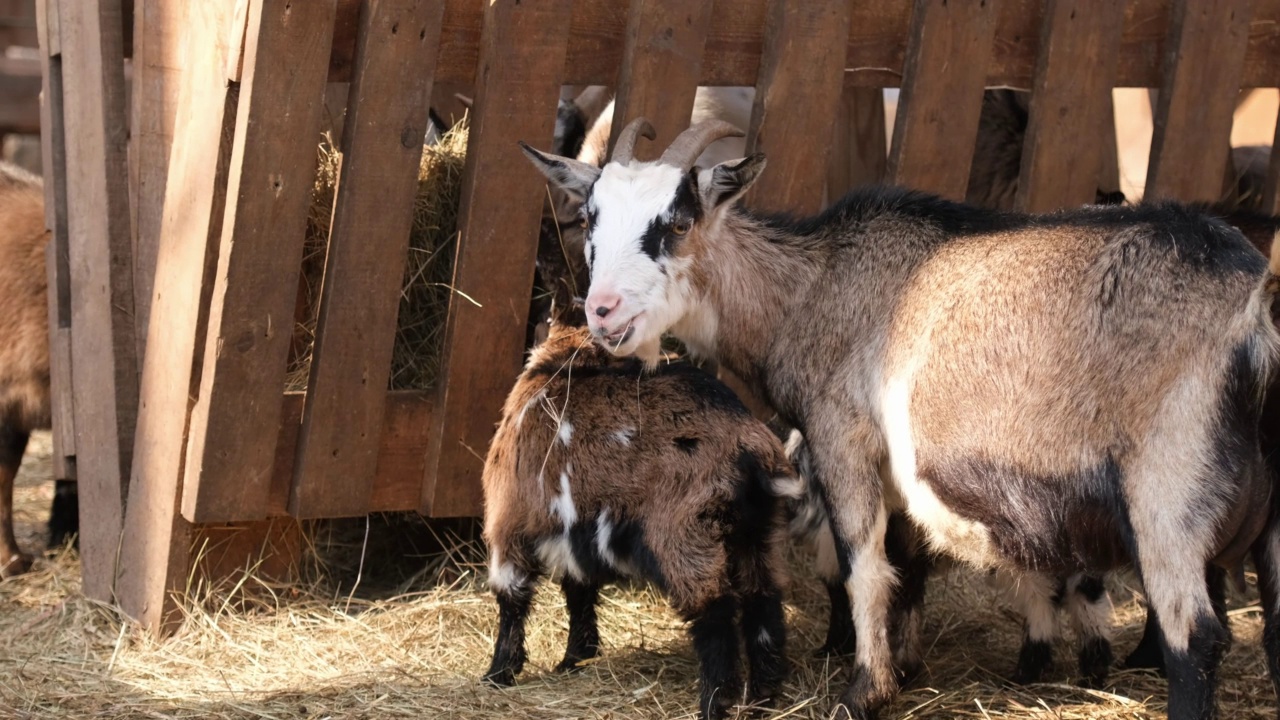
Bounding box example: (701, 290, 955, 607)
(659, 120, 746, 170)
(611, 116, 656, 165)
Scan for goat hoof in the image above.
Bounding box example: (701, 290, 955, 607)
(896, 660, 924, 688)
(830, 698, 879, 720)
(1009, 639, 1052, 685)
(554, 656, 591, 674)
(0, 551, 31, 579)
(814, 638, 857, 658)
(1121, 645, 1166, 676)
(698, 692, 735, 720)
(481, 668, 518, 687)
(1076, 637, 1113, 689)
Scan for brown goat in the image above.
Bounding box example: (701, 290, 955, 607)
(481, 242, 799, 720)
(0, 161, 51, 578)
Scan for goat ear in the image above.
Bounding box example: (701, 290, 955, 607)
(519, 141, 601, 200)
(698, 153, 767, 210)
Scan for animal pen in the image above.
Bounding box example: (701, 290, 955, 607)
(39, 0, 1280, 633)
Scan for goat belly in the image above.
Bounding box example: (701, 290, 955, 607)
(911, 454, 1132, 573)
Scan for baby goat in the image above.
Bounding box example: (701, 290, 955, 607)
(481, 238, 799, 720)
(522, 118, 1280, 720)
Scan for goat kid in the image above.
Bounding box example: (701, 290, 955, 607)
(521, 118, 1280, 720)
(481, 234, 798, 720)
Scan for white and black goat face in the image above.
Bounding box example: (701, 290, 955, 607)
(521, 118, 766, 362)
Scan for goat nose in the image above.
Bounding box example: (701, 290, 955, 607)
(589, 292, 622, 319)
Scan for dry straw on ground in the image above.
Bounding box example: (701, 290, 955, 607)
(3, 435, 1275, 719)
(288, 119, 469, 392)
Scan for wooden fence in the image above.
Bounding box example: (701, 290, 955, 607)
(40, 0, 1280, 632)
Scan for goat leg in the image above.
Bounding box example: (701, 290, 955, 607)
(687, 594, 742, 720)
(1064, 574, 1114, 689)
(483, 581, 536, 687)
(0, 424, 30, 578)
(556, 577, 600, 672)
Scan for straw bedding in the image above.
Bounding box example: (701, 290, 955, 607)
(3, 432, 1275, 719)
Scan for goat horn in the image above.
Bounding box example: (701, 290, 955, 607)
(611, 116, 656, 165)
(659, 120, 746, 170)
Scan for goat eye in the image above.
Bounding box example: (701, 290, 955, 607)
(578, 216, 589, 230)
(672, 221, 690, 236)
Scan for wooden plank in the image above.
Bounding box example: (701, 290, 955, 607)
(607, 0, 713, 162)
(271, 391, 431, 516)
(37, 0, 75, 481)
(318, 0, 1280, 90)
(180, 0, 337, 524)
(826, 83, 886, 204)
(191, 517, 304, 587)
(745, 0, 853, 214)
(422, 0, 573, 518)
(0, 56, 42, 133)
(117, 0, 239, 633)
(0, 0, 38, 48)
(1014, 0, 1126, 213)
(1146, 0, 1254, 202)
(887, 0, 1001, 200)
(59, 0, 138, 603)
(290, 0, 446, 519)
(128, 0, 187, 367)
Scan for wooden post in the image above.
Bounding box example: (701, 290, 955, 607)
(826, 81, 887, 203)
(179, 0, 337, 523)
(745, 0, 854, 215)
(291, 0, 447, 519)
(37, 0, 76, 482)
(1015, 0, 1125, 213)
(58, 0, 138, 602)
(888, 0, 1001, 200)
(117, 0, 241, 633)
(128, 0, 187, 361)
(608, 0, 713, 162)
(1146, 0, 1254, 202)
(422, 0, 573, 518)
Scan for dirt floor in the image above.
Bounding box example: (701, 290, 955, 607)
(1, 434, 1273, 719)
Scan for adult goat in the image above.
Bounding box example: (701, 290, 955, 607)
(520, 118, 1280, 720)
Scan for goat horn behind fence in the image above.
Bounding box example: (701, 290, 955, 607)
(659, 120, 745, 170)
(612, 116, 656, 165)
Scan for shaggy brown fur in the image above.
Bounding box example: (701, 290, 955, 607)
(481, 250, 799, 719)
(0, 161, 51, 578)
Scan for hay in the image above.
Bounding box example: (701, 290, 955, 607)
(288, 119, 469, 392)
(4, 436, 1277, 719)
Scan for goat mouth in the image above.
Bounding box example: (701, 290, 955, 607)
(598, 314, 642, 349)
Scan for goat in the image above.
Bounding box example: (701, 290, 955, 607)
(520, 118, 1280, 720)
(532, 87, 753, 345)
(963, 89, 1280, 675)
(783, 427, 1114, 687)
(0, 161, 77, 578)
(481, 223, 799, 720)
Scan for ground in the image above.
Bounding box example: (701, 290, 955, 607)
(1, 435, 1274, 719)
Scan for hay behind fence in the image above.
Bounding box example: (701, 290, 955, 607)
(288, 119, 469, 392)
